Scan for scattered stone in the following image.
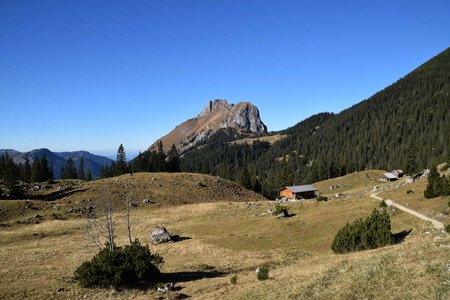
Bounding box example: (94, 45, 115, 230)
(150, 226, 172, 245)
(245, 202, 260, 209)
(276, 210, 289, 218)
(196, 181, 207, 188)
(335, 193, 346, 198)
(68, 206, 94, 214)
(143, 199, 158, 205)
(275, 197, 290, 204)
(157, 282, 174, 293)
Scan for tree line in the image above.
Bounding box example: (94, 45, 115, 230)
(424, 165, 450, 198)
(181, 47, 450, 198)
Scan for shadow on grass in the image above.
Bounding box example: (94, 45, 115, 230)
(161, 269, 228, 283)
(171, 235, 192, 243)
(392, 229, 412, 244)
(28, 188, 86, 201)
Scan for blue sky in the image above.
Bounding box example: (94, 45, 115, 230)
(1, 0, 449, 157)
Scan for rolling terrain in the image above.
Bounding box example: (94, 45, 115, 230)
(0, 170, 448, 299)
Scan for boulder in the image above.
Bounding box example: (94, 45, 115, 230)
(150, 226, 172, 245)
(276, 210, 289, 218)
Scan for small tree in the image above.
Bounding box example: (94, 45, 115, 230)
(85, 189, 116, 251)
(115, 144, 127, 175)
(61, 158, 78, 179)
(86, 169, 93, 181)
(74, 239, 163, 288)
(424, 165, 440, 198)
(78, 158, 85, 180)
(256, 265, 269, 281)
(331, 209, 393, 254)
(167, 144, 180, 172)
(405, 143, 419, 176)
(238, 167, 252, 190)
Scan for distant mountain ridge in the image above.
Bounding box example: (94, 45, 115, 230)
(150, 99, 267, 154)
(0, 148, 113, 179)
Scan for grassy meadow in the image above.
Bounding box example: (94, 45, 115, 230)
(0, 171, 449, 299)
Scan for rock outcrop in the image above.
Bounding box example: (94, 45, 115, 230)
(150, 99, 267, 154)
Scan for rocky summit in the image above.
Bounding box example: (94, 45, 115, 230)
(150, 99, 267, 153)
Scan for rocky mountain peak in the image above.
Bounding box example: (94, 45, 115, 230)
(199, 99, 233, 117)
(149, 99, 267, 154)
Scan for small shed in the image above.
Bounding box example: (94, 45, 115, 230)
(280, 185, 318, 200)
(392, 169, 404, 178)
(378, 172, 398, 182)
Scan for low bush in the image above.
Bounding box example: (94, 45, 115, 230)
(406, 189, 414, 194)
(74, 239, 164, 288)
(379, 200, 387, 208)
(272, 203, 288, 216)
(256, 265, 269, 281)
(316, 194, 328, 201)
(445, 224, 450, 234)
(230, 275, 238, 285)
(331, 209, 393, 254)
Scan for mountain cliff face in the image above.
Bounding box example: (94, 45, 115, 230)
(151, 99, 267, 153)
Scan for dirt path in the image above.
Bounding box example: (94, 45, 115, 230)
(370, 193, 445, 230)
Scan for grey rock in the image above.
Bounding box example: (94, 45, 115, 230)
(150, 227, 172, 245)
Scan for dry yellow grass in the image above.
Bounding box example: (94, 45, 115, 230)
(379, 177, 450, 226)
(229, 134, 286, 145)
(0, 172, 449, 299)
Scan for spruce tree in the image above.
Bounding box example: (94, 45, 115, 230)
(167, 144, 180, 172)
(22, 157, 31, 183)
(86, 169, 93, 181)
(31, 159, 42, 183)
(238, 167, 252, 190)
(2, 153, 20, 197)
(61, 158, 78, 179)
(78, 158, 85, 180)
(405, 143, 419, 176)
(424, 165, 440, 198)
(40, 154, 50, 181)
(115, 144, 127, 175)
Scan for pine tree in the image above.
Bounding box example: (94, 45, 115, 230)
(40, 155, 50, 181)
(78, 158, 85, 180)
(2, 153, 20, 197)
(167, 144, 180, 172)
(115, 144, 127, 175)
(61, 158, 78, 179)
(238, 167, 252, 190)
(424, 165, 440, 198)
(31, 159, 42, 183)
(22, 157, 31, 183)
(405, 143, 419, 176)
(86, 169, 93, 181)
(151, 141, 167, 172)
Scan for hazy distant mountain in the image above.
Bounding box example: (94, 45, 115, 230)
(0, 148, 113, 179)
(149, 99, 267, 154)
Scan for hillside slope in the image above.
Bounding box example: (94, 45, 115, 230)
(182, 47, 450, 196)
(0, 170, 448, 299)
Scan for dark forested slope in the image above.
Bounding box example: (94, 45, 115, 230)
(181, 47, 450, 198)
